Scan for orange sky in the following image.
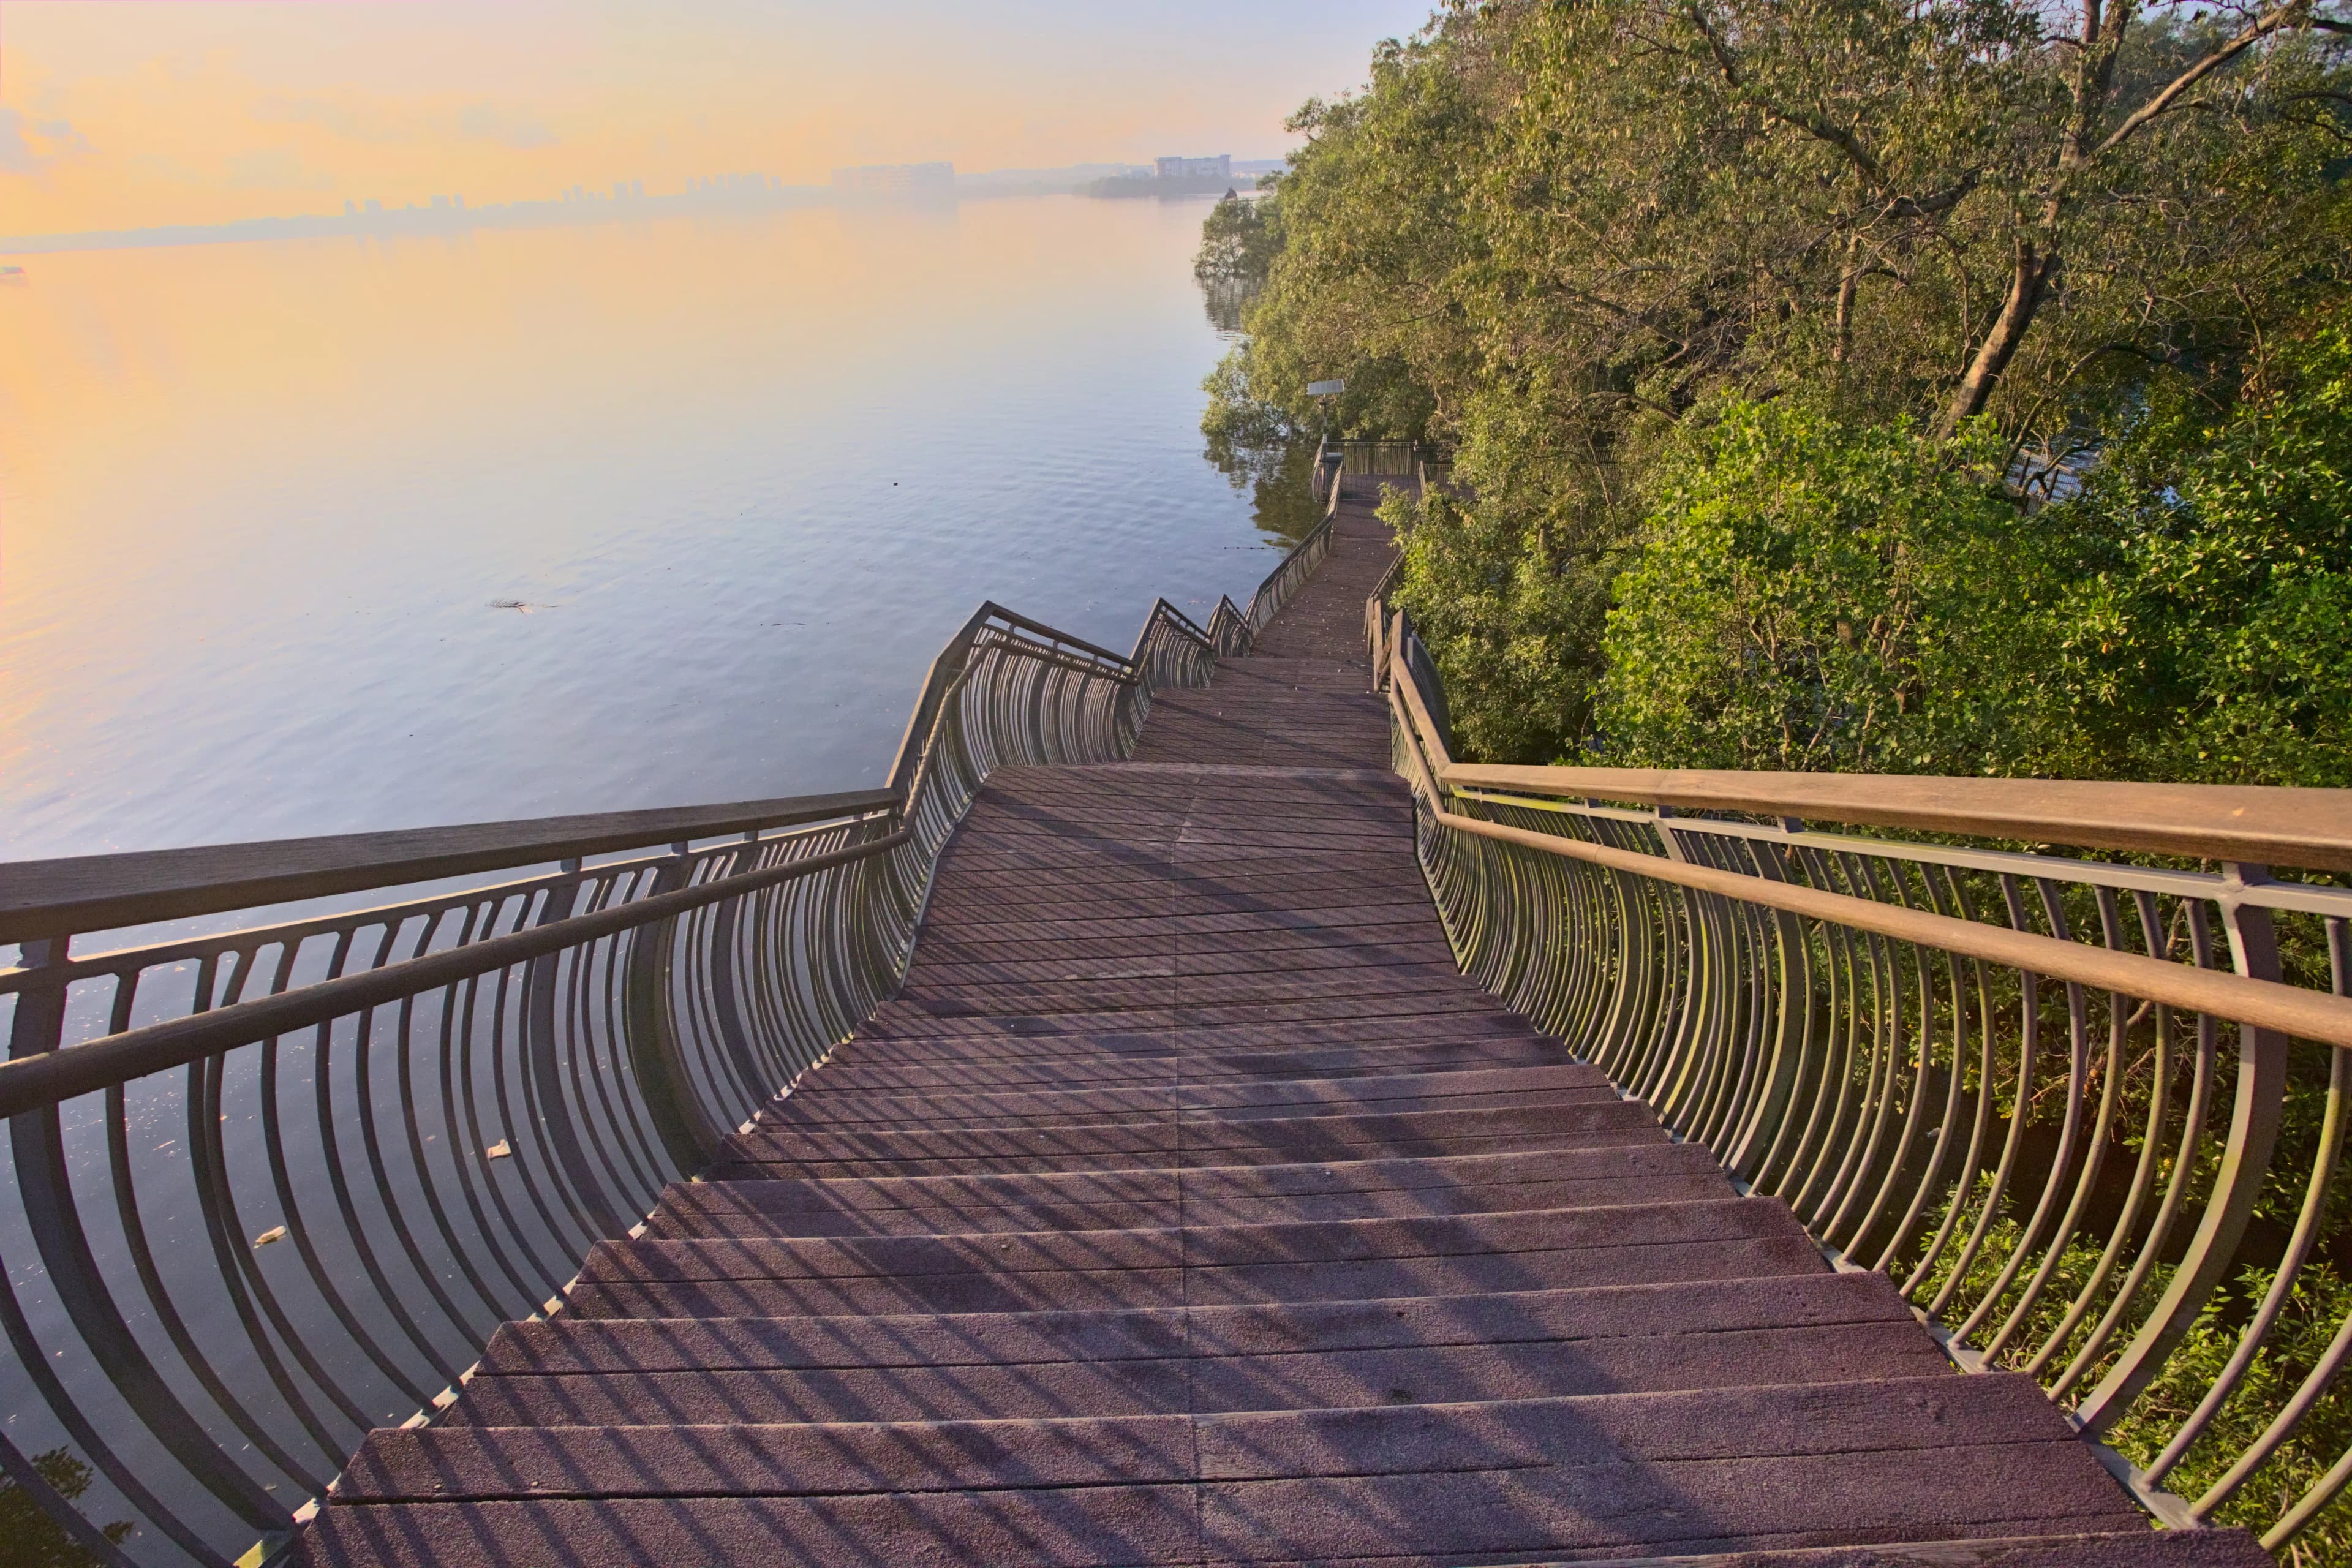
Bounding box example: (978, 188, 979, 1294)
(0, 1, 1433, 235)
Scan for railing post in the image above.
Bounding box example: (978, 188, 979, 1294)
(2076, 864, 2291, 1438)
(620, 845, 727, 1175)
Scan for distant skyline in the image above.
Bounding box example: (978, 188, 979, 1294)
(0, 1, 1435, 238)
(0, 157, 1289, 255)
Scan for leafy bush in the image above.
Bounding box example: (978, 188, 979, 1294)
(2033, 317, 2352, 787)
(1596, 401, 2059, 773)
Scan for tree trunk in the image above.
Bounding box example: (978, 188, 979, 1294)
(1939, 236, 2060, 436)
(1831, 235, 1861, 364)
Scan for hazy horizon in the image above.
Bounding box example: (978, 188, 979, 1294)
(1, 1, 1436, 239)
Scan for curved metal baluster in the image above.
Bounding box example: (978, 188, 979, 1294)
(1903, 868, 2000, 1295)
(2078, 867, 2292, 1439)
(187, 1045, 355, 1464)
(571, 875, 668, 1212)
(2239, 919, 2352, 1549)
(1823, 859, 1923, 1253)
(519, 868, 625, 1241)
(1768, 851, 1853, 1213)
(106, 1062, 324, 1494)
(1873, 864, 1976, 1272)
(2056, 902, 2222, 1395)
(198, 1023, 381, 1432)
(480, 930, 595, 1286)
(348, 922, 487, 1347)
(1926, 875, 2042, 1322)
(443, 940, 557, 1311)
(2150, 931, 2349, 1484)
(1734, 845, 1824, 1197)
(2036, 889, 2177, 1382)
(258, 1016, 434, 1408)
(1988, 883, 2126, 1362)
(1773, 852, 1855, 1210)
(1709, 845, 1784, 1166)
(248, 933, 439, 1416)
(1790, 887, 1869, 1223)
(6, 942, 287, 1559)
(702, 844, 778, 1115)
(1667, 841, 1739, 1146)
(1958, 879, 2092, 1353)
(1836, 859, 1935, 1261)
(307, 929, 464, 1384)
(393, 910, 522, 1324)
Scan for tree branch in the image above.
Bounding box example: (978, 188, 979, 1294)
(1878, 172, 1981, 220)
(1682, 1, 1887, 186)
(2091, 1, 2328, 160)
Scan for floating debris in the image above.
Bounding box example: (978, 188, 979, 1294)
(485, 1139, 513, 1160)
(252, 1225, 287, 1249)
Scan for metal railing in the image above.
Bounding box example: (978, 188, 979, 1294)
(0, 597, 1220, 1565)
(1202, 489, 1340, 658)
(1376, 599, 2352, 1554)
(1311, 435, 1419, 503)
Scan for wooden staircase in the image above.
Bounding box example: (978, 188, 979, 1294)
(293, 480, 2272, 1566)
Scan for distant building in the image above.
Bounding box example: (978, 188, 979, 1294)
(345, 200, 358, 217)
(364, 198, 382, 214)
(831, 162, 956, 195)
(1155, 154, 1231, 182)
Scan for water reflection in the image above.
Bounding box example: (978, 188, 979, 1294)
(0, 197, 1291, 861)
(1200, 276, 1254, 336)
(1189, 273, 1325, 548)
(1206, 428, 1327, 549)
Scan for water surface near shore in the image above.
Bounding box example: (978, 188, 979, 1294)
(0, 195, 1291, 861)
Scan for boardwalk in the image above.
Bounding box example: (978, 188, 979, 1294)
(295, 480, 2265, 1566)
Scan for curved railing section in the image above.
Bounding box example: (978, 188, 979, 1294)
(1205, 510, 1335, 657)
(1378, 601, 2352, 1556)
(0, 596, 1219, 1566)
(1205, 439, 1365, 659)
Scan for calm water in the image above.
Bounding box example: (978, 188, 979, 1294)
(0, 195, 1294, 862)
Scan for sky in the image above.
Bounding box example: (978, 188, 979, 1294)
(0, 0, 1437, 236)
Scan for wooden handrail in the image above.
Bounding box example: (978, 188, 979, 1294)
(1444, 764, 2352, 875)
(1427, 798, 2352, 1052)
(0, 790, 902, 944)
(0, 829, 911, 1120)
(1387, 611, 2352, 874)
(1385, 619, 2352, 1046)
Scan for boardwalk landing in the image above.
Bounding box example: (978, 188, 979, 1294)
(298, 482, 2273, 1566)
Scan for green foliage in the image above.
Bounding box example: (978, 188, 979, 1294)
(2033, 317, 2352, 786)
(1205, 0, 2351, 762)
(1383, 480, 1615, 761)
(0, 1448, 134, 1568)
(1596, 401, 2058, 772)
(1590, 310, 2352, 782)
(1194, 192, 1283, 286)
